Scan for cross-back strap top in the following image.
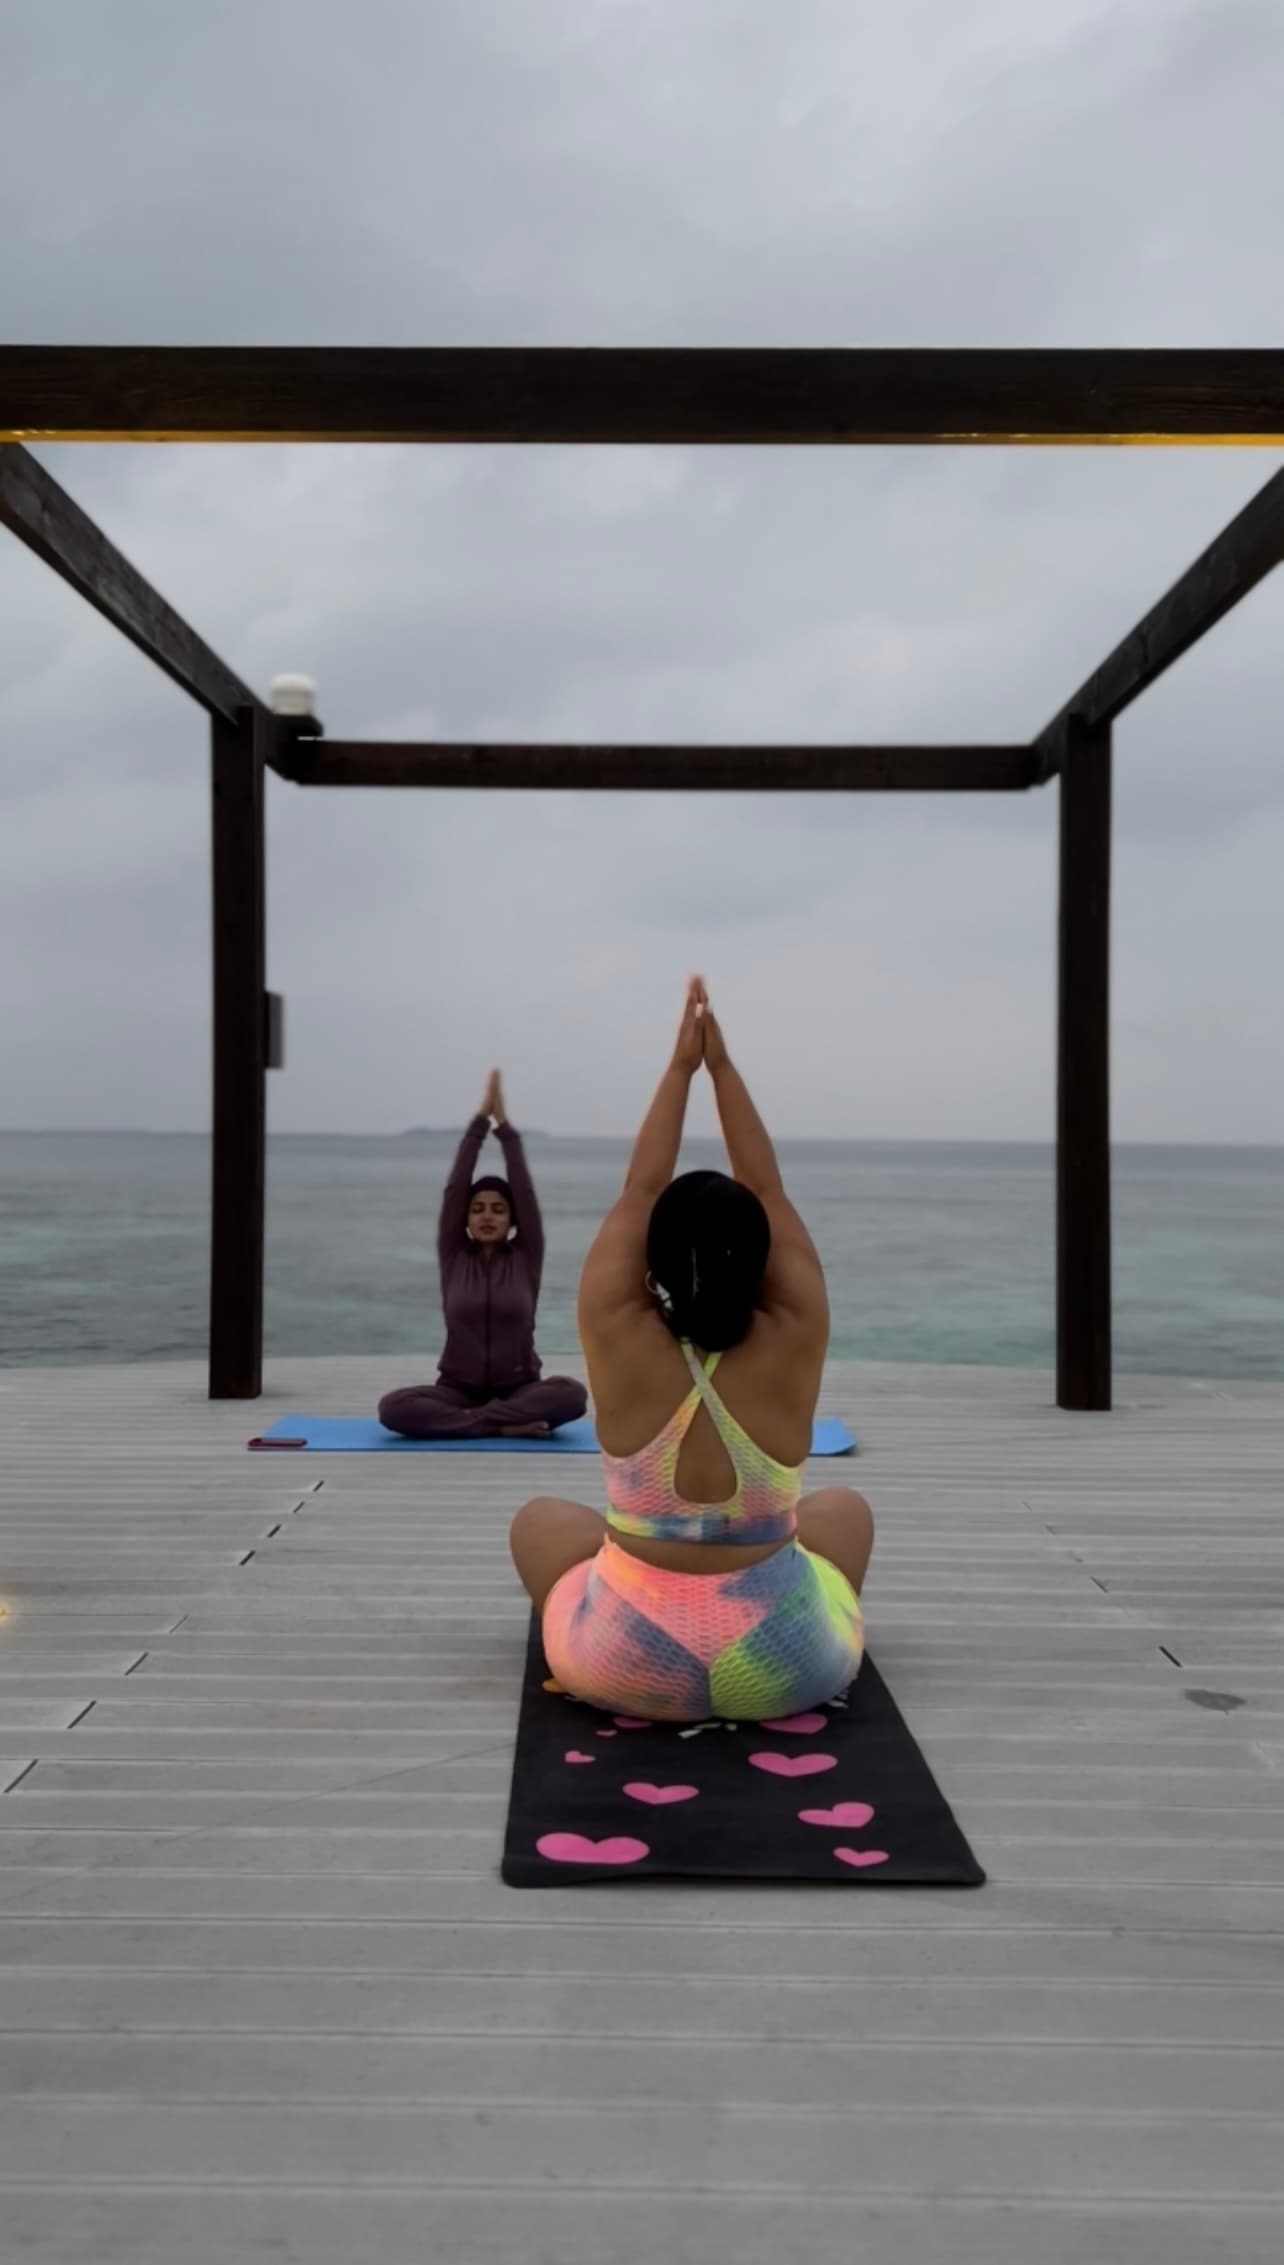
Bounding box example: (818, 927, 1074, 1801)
(602, 1341, 803, 1547)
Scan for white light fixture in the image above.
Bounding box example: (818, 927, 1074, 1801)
(269, 673, 318, 720)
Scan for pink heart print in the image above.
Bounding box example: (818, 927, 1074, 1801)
(748, 1752, 837, 1779)
(564, 1750, 596, 1766)
(799, 1802, 875, 1829)
(613, 1717, 650, 1730)
(759, 1712, 827, 1735)
(834, 1846, 889, 1870)
(624, 1782, 699, 1806)
(595, 1729, 617, 1739)
(537, 1833, 649, 1867)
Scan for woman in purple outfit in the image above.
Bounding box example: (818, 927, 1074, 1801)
(378, 1070, 588, 1442)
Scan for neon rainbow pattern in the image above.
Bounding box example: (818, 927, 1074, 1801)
(602, 1343, 802, 1547)
(543, 1537, 864, 1724)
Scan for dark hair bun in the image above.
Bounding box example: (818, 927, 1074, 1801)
(646, 1170, 771, 1351)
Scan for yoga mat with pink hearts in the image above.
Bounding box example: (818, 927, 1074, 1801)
(501, 1617, 984, 1888)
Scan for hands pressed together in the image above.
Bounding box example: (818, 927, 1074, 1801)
(672, 974, 729, 1079)
(480, 981, 721, 1124)
(479, 1069, 508, 1126)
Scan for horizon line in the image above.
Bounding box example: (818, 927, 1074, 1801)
(1, 1126, 1281, 1153)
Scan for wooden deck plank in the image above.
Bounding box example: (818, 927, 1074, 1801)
(1, 2095, 1282, 2197)
(0, 1349, 1280, 2259)
(0, 2192, 1278, 2265)
(3, 2031, 1282, 2115)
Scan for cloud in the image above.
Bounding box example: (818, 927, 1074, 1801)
(1, 0, 1281, 1140)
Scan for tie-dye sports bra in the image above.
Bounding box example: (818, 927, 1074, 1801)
(602, 1341, 802, 1547)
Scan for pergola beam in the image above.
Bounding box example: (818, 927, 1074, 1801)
(1035, 466, 1284, 778)
(0, 443, 256, 724)
(279, 741, 1038, 793)
(4, 345, 1284, 445)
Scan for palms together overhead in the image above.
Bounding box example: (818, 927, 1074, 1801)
(674, 977, 728, 1077)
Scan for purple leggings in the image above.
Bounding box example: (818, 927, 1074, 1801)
(376, 1375, 587, 1441)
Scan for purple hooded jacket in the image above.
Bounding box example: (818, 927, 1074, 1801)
(437, 1118, 545, 1393)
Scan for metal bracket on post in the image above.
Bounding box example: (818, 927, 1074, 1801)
(264, 991, 285, 1071)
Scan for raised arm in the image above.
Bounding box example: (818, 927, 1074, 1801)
(438, 1096, 491, 1272)
(491, 1074, 545, 1282)
(579, 984, 704, 1336)
(701, 994, 828, 1332)
(703, 1036, 783, 1198)
(623, 988, 704, 1199)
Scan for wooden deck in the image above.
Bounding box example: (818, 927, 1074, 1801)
(0, 1351, 1280, 2262)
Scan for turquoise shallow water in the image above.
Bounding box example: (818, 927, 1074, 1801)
(0, 1132, 1281, 1379)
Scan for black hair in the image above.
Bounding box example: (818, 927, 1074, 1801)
(645, 1169, 770, 1352)
(470, 1176, 512, 1206)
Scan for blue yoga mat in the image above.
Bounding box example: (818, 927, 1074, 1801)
(251, 1414, 857, 1455)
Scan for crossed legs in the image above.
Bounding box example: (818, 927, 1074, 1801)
(379, 1375, 587, 1442)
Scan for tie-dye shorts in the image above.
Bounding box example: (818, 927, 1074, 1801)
(542, 1533, 864, 1724)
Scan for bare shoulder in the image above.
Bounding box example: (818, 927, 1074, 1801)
(759, 1189, 830, 1336)
(578, 1187, 652, 1332)
(702, 1311, 824, 1466)
(583, 1309, 694, 1457)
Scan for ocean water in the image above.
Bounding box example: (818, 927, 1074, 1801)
(0, 1132, 1281, 1380)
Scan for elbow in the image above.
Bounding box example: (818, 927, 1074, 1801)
(624, 1166, 667, 1202)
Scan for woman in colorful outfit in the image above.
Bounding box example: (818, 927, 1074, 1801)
(510, 984, 873, 1722)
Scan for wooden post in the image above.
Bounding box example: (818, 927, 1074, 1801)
(1056, 715, 1113, 1410)
(209, 705, 268, 1398)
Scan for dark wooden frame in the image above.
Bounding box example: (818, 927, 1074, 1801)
(210, 706, 270, 1397)
(4, 349, 1282, 1408)
(277, 741, 1036, 793)
(5, 345, 1284, 444)
(0, 445, 255, 721)
(1055, 717, 1113, 1410)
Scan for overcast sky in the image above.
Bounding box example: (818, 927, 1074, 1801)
(2, 0, 1281, 1143)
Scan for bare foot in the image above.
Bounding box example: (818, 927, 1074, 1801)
(500, 1420, 552, 1440)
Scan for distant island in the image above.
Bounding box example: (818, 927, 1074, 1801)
(401, 1126, 547, 1140)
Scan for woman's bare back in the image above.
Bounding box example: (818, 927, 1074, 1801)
(591, 1301, 818, 1466)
